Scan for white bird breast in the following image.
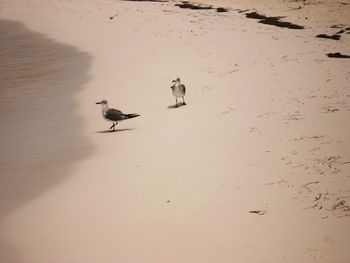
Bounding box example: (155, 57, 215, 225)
(172, 85, 184, 98)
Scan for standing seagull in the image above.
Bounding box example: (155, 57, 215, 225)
(95, 99, 140, 131)
(170, 77, 186, 107)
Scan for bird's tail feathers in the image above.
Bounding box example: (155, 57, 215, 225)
(125, 113, 140, 119)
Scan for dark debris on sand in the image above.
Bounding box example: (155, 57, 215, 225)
(175, 1, 229, 12)
(175, 2, 213, 10)
(245, 11, 304, 29)
(330, 25, 343, 28)
(317, 26, 350, 39)
(121, 0, 168, 2)
(109, 14, 118, 19)
(316, 34, 341, 40)
(216, 7, 229, 13)
(237, 9, 250, 13)
(246, 11, 267, 20)
(327, 53, 350, 58)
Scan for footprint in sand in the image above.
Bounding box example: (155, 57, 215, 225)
(283, 110, 304, 122)
(256, 111, 276, 118)
(201, 85, 213, 93)
(200, 65, 215, 73)
(221, 106, 236, 115)
(305, 247, 323, 260)
(248, 126, 262, 134)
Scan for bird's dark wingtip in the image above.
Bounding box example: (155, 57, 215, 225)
(125, 113, 140, 119)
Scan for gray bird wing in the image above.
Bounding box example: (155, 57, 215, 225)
(104, 108, 125, 121)
(181, 84, 186, 94)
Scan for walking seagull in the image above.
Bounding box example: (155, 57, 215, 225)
(95, 99, 140, 131)
(170, 77, 186, 107)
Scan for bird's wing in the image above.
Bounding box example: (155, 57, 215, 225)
(181, 84, 186, 94)
(104, 108, 124, 121)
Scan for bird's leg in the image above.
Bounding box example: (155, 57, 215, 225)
(109, 122, 118, 131)
(182, 96, 186, 105)
(175, 98, 178, 108)
(114, 122, 118, 131)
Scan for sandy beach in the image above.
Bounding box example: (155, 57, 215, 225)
(0, 0, 350, 262)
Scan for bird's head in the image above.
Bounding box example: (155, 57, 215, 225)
(95, 99, 108, 105)
(172, 77, 180, 83)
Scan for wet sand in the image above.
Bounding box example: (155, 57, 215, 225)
(0, 19, 94, 261)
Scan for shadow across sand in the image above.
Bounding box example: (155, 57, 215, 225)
(168, 102, 187, 109)
(95, 128, 135, 133)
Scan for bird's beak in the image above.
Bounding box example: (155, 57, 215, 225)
(172, 80, 176, 83)
(95, 102, 101, 105)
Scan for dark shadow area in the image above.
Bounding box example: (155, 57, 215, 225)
(245, 11, 304, 29)
(0, 19, 94, 262)
(168, 102, 187, 109)
(327, 52, 350, 58)
(95, 128, 135, 133)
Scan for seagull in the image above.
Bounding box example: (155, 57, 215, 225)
(170, 77, 186, 107)
(95, 99, 140, 131)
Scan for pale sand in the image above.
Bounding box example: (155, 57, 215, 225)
(0, 0, 350, 262)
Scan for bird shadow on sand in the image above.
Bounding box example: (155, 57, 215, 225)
(95, 128, 135, 134)
(168, 102, 187, 109)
